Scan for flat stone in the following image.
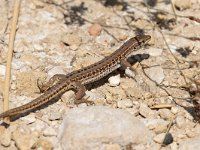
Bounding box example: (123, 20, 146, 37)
(58, 106, 152, 150)
(179, 136, 200, 150)
(144, 66, 164, 84)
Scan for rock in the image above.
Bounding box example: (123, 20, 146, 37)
(174, 0, 191, 10)
(61, 34, 82, 46)
(139, 103, 156, 118)
(0, 65, 6, 76)
(48, 112, 62, 121)
(125, 67, 136, 78)
(12, 128, 39, 150)
(33, 138, 54, 150)
(0, 128, 11, 147)
(43, 127, 57, 137)
(144, 119, 169, 134)
(145, 48, 163, 56)
(159, 109, 173, 120)
(47, 67, 65, 77)
(179, 136, 200, 150)
(20, 114, 36, 124)
(175, 116, 186, 128)
(108, 74, 121, 87)
(117, 99, 133, 108)
(88, 24, 102, 36)
(144, 66, 164, 84)
(171, 106, 179, 114)
(153, 133, 165, 144)
(58, 106, 152, 150)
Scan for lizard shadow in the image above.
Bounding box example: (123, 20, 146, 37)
(4, 54, 149, 123)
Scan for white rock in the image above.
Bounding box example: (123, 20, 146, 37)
(139, 103, 156, 118)
(58, 106, 152, 150)
(0, 65, 6, 76)
(171, 106, 179, 114)
(125, 67, 135, 78)
(117, 99, 133, 108)
(43, 127, 57, 137)
(0, 129, 11, 147)
(20, 114, 36, 124)
(159, 109, 173, 120)
(179, 136, 200, 150)
(144, 66, 164, 84)
(175, 116, 185, 128)
(146, 48, 163, 56)
(153, 133, 165, 144)
(47, 67, 65, 77)
(108, 74, 121, 87)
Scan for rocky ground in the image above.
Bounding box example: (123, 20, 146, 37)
(0, 0, 200, 149)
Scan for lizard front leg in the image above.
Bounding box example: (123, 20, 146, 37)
(72, 82, 94, 105)
(37, 74, 66, 93)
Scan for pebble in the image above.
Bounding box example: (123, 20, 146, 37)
(171, 106, 179, 114)
(47, 67, 65, 77)
(145, 48, 163, 56)
(174, 0, 191, 10)
(125, 67, 136, 78)
(88, 24, 102, 36)
(43, 127, 57, 137)
(61, 34, 82, 46)
(58, 106, 152, 149)
(179, 136, 200, 150)
(153, 133, 165, 144)
(144, 119, 169, 134)
(175, 116, 186, 128)
(20, 114, 36, 124)
(139, 103, 156, 118)
(144, 66, 164, 84)
(12, 129, 39, 150)
(159, 109, 173, 120)
(117, 99, 133, 108)
(0, 65, 5, 76)
(48, 112, 62, 121)
(0, 129, 11, 147)
(108, 74, 121, 87)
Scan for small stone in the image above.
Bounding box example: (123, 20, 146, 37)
(47, 67, 65, 77)
(0, 129, 11, 147)
(43, 127, 57, 137)
(125, 67, 135, 78)
(139, 103, 156, 118)
(159, 109, 173, 120)
(175, 116, 186, 128)
(153, 133, 165, 144)
(144, 66, 164, 84)
(61, 90, 75, 104)
(0, 65, 6, 76)
(88, 24, 102, 36)
(146, 48, 163, 56)
(20, 114, 36, 124)
(108, 74, 120, 87)
(48, 112, 62, 121)
(117, 99, 133, 108)
(12, 128, 39, 150)
(171, 106, 179, 114)
(105, 144, 121, 150)
(33, 138, 54, 150)
(61, 34, 82, 46)
(179, 136, 200, 149)
(174, 0, 191, 10)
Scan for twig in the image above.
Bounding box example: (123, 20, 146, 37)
(3, 0, 21, 111)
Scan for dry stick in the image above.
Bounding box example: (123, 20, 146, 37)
(4, 0, 21, 111)
(170, 0, 177, 20)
